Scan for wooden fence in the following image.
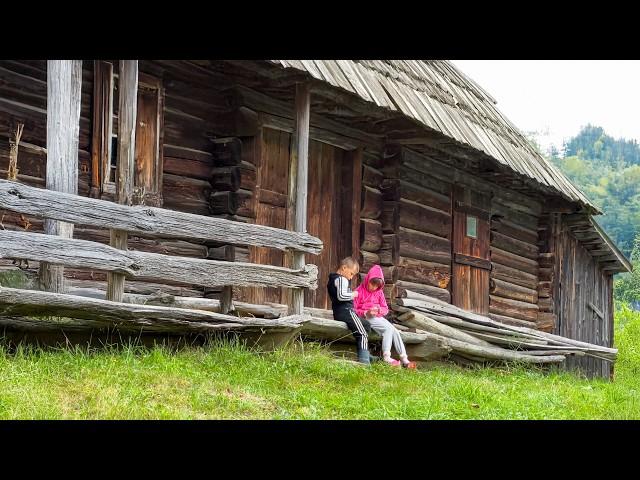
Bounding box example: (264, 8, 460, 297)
(0, 179, 319, 334)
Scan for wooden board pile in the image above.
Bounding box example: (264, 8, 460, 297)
(393, 290, 617, 365)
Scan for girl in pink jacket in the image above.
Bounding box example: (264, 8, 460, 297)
(354, 265, 416, 368)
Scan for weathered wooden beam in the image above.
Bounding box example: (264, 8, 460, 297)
(107, 60, 138, 302)
(291, 83, 310, 315)
(0, 230, 319, 290)
(0, 286, 309, 333)
(300, 316, 453, 361)
(68, 287, 287, 318)
(397, 310, 493, 347)
(38, 60, 82, 293)
(397, 295, 617, 359)
(0, 180, 322, 254)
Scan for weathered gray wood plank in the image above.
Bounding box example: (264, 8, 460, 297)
(291, 82, 311, 314)
(39, 60, 82, 293)
(0, 179, 322, 254)
(0, 286, 309, 333)
(107, 60, 138, 302)
(0, 230, 318, 289)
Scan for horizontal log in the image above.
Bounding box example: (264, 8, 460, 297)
(0, 286, 308, 333)
(489, 295, 539, 323)
(397, 310, 493, 347)
(211, 137, 243, 166)
(68, 287, 286, 319)
(538, 297, 553, 312)
(380, 179, 451, 213)
(491, 231, 539, 260)
(210, 189, 255, 217)
(210, 163, 256, 192)
(398, 227, 451, 265)
(381, 265, 398, 283)
(397, 295, 616, 359)
(491, 262, 538, 290)
(454, 253, 491, 271)
(360, 218, 382, 252)
(464, 331, 549, 348)
(379, 234, 398, 266)
(490, 247, 538, 276)
(490, 278, 538, 304)
(382, 199, 450, 238)
(0, 179, 322, 253)
(396, 256, 450, 288)
(487, 313, 538, 329)
(386, 280, 450, 303)
(454, 201, 490, 221)
(492, 194, 542, 217)
(537, 252, 555, 268)
(360, 186, 382, 220)
(537, 281, 552, 298)
(163, 157, 213, 181)
(301, 316, 453, 361)
(0, 230, 318, 289)
(358, 250, 380, 271)
(536, 312, 556, 332)
(362, 164, 383, 189)
(423, 313, 544, 343)
(383, 163, 452, 197)
(491, 203, 539, 231)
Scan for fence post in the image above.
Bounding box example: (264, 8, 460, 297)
(290, 82, 310, 315)
(38, 60, 82, 293)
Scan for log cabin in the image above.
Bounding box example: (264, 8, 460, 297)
(0, 60, 631, 378)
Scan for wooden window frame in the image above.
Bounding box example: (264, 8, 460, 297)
(90, 61, 164, 205)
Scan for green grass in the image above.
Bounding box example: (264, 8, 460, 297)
(1, 307, 639, 419)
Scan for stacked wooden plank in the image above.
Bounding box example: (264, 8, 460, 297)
(393, 291, 617, 365)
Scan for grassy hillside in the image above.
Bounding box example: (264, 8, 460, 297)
(0, 306, 639, 420)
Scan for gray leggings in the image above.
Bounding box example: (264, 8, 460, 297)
(368, 316, 407, 358)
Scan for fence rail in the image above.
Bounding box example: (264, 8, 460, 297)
(0, 230, 318, 290)
(0, 178, 320, 335)
(0, 179, 323, 254)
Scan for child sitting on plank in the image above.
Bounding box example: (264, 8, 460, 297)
(327, 257, 371, 365)
(353, 264, 417, 369)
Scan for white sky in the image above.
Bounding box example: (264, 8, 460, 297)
(451, 60, 640, 154)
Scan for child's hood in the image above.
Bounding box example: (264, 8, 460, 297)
(362, 264, 385, 288)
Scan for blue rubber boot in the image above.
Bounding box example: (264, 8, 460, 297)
(357, 349, 371, 365)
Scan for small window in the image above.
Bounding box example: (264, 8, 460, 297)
(466, 215, 478, 238)
(109, 135, 118, 183)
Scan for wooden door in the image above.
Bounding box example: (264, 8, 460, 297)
(250, 128, 291, 306)
(249, 129, 353, 310)
(451, 185, 491, 314)
(304, 140, 350, 309)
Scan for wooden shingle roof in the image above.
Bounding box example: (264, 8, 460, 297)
(270, 60, 598, 213)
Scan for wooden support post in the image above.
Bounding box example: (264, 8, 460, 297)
(106, 60, 138, 302)
(290, 83, 310, 315)
(220, 246, 234, 314)
(351, 148, 363, 284)
(38, 60, 82, 293)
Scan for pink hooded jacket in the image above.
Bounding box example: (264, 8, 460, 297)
(353, 264, 389, 318)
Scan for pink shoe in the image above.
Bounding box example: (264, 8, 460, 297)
(385, 358, 401, 367)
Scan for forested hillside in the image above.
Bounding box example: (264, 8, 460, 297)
(547, 125, 640, 258)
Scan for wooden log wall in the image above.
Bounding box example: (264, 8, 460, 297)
(379, 145, 452, 304)
(355, 150, 384, 286)
(539, 213, 614, 378)
(0, 60, 245, 299)
(489, 189, 543, 329)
